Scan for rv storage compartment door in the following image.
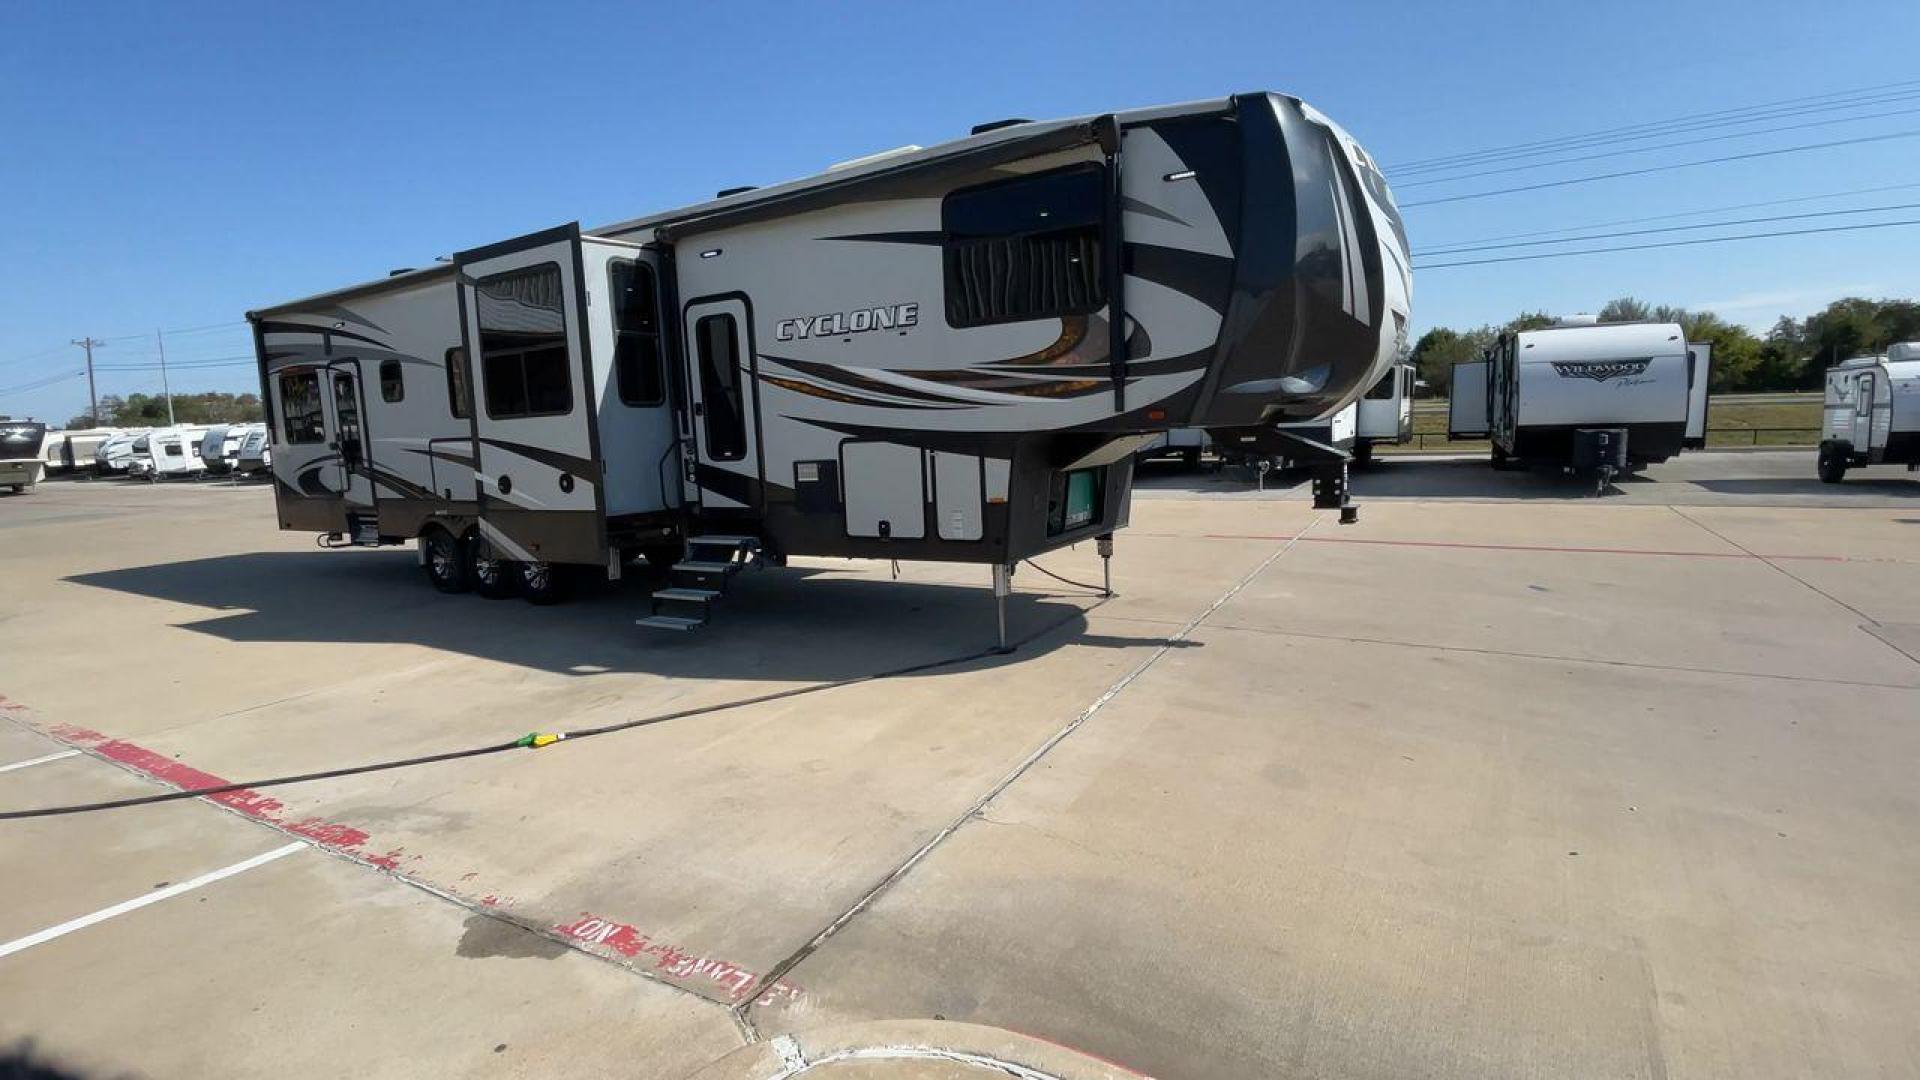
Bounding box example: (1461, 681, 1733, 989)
(932, 452, 984, 541)
(842, 442, 926, 540)
(456, 224, 606, 567)
(1449, 360, 1490, 438)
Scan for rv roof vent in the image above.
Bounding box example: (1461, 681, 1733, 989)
(715, 185, 758, 198)
(389, 267, 415, 276)
(1890, 342, 1920, 362)
(1554, 313, 1599, 327)
(826, 145, 924, 172)
(971, 118, 1032, 135)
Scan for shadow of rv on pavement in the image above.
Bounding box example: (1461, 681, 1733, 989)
(62, 550, 1161, 681)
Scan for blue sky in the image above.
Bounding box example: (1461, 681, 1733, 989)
(4, 0, 1918, 423)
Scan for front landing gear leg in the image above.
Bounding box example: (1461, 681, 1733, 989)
(992, 563, 1014, 654)
(1096, 533, 1114, 598)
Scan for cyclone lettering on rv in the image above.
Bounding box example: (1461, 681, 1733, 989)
(1551, 359, 1651, 383)
(776, 303, 920, 342)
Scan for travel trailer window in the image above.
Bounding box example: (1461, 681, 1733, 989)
(696, 313, 746, 461)
(279, 371, 324, 444)
(942, 164, 1106, 329)
(445, 348, 471, 419)
(477, 264, 572, 419)
(609, 259, 664, 406)
(1365, 368, 1396, 399)
(163, 441, 183, 457)
(379, 360, 404, 403)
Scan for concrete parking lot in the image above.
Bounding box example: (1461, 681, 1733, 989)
(3, 454, 1918, 1079)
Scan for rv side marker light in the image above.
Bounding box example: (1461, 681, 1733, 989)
(1147, 408, 1166, 421)
(699, 248, 722, 259)
(1164, 169, 1197, 182)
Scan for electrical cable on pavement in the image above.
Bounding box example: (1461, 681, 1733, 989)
(0, 597, 1105, 821)
(1021, 558, 1106, 594)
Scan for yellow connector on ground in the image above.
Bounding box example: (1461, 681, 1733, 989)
(514, 732, 564, 749)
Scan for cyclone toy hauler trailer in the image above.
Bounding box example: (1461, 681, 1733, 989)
(0, 421, 49, 493)
(1448, 322, 1707, 492)
(1817, 342, 1920, 483)
(250, 92, 1411, 639)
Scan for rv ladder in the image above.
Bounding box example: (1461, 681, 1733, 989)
(637, 535, 762, 631)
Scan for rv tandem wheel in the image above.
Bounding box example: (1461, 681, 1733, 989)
(420, 527, 470, 594)
(466, 531, 517, 599)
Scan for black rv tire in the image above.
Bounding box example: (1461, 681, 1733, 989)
(1818, 448, 1848, 484)
(467, 531, 517, 599)
(1182, 448, 1203, 469)
(1353, 441, 1375, 466)
(1490, 445, 1520, 471)
(421, 528, 470, 594)
(518, 561, 567, 606)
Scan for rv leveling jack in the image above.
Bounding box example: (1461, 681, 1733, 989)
(1312, 461, 1360, 524)
(1097, 533, 1115, 598)
(992, 564, 1014, 654)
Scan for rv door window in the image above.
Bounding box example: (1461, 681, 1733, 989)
(445, 347, 471, 419)
(476, 264, 573, 420)
(379, 359, 404, 402)
(942, 164, 1106, 328)
(609, 259, 664, 406)
(279, 371, 325, 444)
(695, 313, 746, 461)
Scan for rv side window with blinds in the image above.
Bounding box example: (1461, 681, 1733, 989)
(609, 259, 665, 406)
(477, 264, 572, 419)
(279, 371, 324, 444)
(942, 164, 1106, 328)
(445, 347, 471, 419)
(379, 359, 404, 402)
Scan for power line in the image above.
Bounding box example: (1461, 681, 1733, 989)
(1399, 128, 1920, 209)
(1411, 217, 1920, 270)
(1385, 77, 1920, 171)
(1414, 180, 1920, 248)
(1414, 200, 1920, 256)
(0, 370, 87, 398)
(1393, 103, 1920, 190)
(1389, 86, 1920, 179)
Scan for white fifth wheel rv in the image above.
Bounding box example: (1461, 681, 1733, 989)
(1, 421, 48, 492)
(198, 424, 245, 475)
(1449, 322, 1704, 488)
(234, 422, 271, 475)
(250, 92, 1411, 635)
(1818, 342, 1920, 483)
(94, 430, 147, 475)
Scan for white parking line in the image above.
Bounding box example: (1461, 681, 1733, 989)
(0, 749, 80, 774)
(0, 842, 306, 961)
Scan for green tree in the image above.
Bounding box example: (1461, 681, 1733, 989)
(1409, 326, 1495, 394)
(1503, 311, 1556, 334)
(1597, 297, 1651, 323)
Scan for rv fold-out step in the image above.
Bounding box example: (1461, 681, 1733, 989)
(638, 534, 764, 632)
(636, 614, 704, 631)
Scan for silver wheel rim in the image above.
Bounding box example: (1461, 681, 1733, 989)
(430, 538, 456, 579)
(525, 564, 549, 591)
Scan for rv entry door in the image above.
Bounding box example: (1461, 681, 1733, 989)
(1850, 369, 1877, 449)
(323, 363, 377, 516)
(456, 224, 606, 567)
(682, 296, 761, 511)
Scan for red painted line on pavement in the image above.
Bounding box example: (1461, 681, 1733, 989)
(554, 913, 805, 1005)
(12, 711, 804, 1007)
(1201, 534, 1851, 561)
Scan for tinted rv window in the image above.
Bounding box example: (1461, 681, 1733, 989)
(279, 371, 325, 444)
(379, 359, 404, 402)
(942, 165, 1106, 328)
(1365, 368, 1396, 400)
(476, 264, 572, 419)
(445, 347, 471, 419)
(696, 313, 746, 461)
(609, 259, 664, 406)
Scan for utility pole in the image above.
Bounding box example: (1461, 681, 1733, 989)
(70, 337, 103, 426)
(155, 329, 175, 426)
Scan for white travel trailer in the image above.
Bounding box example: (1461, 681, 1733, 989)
(1449, 322, 1704, 485)
(130, 426, 211, 480)
(94, 430, 147, 475)
(41, 427, 119, 474)
(250, 92, 1411, 633)
(198, 424, 246, 475)
(1353, 361, 1415, 462)
(1818, 342, 1920, 482)
(234, 423, 271, 475)
(0, 421, 49, 492)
